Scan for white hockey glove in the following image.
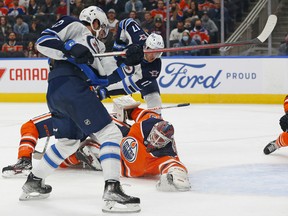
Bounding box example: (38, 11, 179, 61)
(112, 95, 141, 122)
(156, 167, 191, 192)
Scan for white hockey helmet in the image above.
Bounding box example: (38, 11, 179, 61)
(79, 6, 109, 38)
(144, 33, 164, 59)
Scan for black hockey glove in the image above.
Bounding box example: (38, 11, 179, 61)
(124, 44, 144, 66)
(62, 40, 94, 64)
(279, 113, 288, 131)
(94, 86, 109, 101)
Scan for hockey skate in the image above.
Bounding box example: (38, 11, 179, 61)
(75, 145, 102, 171)
(102, 180, 141, 213)
(19, 172, 52, 201)
(2, 157, 32, 178)
(263, 140, 279, 155)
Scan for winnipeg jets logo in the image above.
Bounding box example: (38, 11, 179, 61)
(121, 137, 138, 163)
(123, 65, 135, 75)
(149, 70, 159, 77)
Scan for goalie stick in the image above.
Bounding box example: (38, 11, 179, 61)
(147, 103, 190, 111)
(33, 124, 50, 160)
(93, 14, 277, 58)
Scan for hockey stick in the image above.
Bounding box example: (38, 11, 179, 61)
(33, 125, 50, 160)
(147, 103, 190, 111)
(93, 15, 277, 58)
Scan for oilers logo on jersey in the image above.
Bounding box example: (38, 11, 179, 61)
(121, 137, 138, 163)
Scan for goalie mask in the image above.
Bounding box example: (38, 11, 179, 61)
(79, 6, 109, 39)
(146, 121, 174, 152)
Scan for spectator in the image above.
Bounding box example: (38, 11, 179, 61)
(177, 29, 198, 56)
(183, 0, 201, 22)
(278, 33, 288, 56)
(169, 20, 185, 41)
(27, 0, 39, 15)
(201, 11, 218, 43)
(208, 0, 233, 36)
(125, 0, 143, 13)
(150, 0, 166, 20)
(38, 0, 57, 15)
(142, 0, 157, 11)
(129, 10, 140, 25)
(13, 14, 29, 36)
(29, 16, 45, 35)
(0, 0, 8, 16)
(1, 31, 23, 52)
(105, 0, 126, 14)
(141, 11, 154, 33)
(170, 0, 183, 22)
(189, 18, 210, 55)
(183, 17, 193, 31)
(179, 0, 191, 12)
(7, 0, 25, 16)
(198, 0, 216, 11)
(0, 16, 12, 41)
(150, 16, 166, 43)
(24, 40, 44, 57)
(107, 8, 119, 38)
(56, 0, 67, 19)
(70, 0, 84, 18)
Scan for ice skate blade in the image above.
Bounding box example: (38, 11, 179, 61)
(102, 201, 141, 213)
(2, 170, 30, 178)
(19, 191, 50, 201)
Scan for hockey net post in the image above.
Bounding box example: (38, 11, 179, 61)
(93, 15, 277, 58)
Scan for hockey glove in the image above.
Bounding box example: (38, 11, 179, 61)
(279, 113, 288, 131)
(94, 86, 109, 101)
(113, 40, 127, 67)
(113, 39, 127, 51)
(124, 44, 144, 66)
(63, 39, 94, 64)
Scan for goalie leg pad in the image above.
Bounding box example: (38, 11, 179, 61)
(156, 167, 191, 192)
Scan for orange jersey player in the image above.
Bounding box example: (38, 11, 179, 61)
(2, 113, 129, 177)
(112, 95, 190, 191)
(264, 95, 288, 154)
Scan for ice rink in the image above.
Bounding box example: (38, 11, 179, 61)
(0, 102, 287, 216)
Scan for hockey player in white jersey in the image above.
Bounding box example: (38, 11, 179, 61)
(95, 18, 164, 114)
(19, 6, 142, 213)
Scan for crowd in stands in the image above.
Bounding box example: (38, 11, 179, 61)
(0, 0, 252, 57)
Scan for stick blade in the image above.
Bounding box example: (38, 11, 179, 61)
(257, 14, 277, 43)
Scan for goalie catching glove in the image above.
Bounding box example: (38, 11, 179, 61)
(156, 167, 191, 192)
(112, 95, 141, 122)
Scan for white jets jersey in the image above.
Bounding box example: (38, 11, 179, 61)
(36, 16, 106, 76)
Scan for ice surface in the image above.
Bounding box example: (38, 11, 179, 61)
(0, 103, 287, 216)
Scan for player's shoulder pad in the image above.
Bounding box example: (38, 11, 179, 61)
(119, 18, 138, 31)
(50, 15, 82, 31)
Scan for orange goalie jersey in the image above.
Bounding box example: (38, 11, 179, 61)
(120, 107, 187, 177)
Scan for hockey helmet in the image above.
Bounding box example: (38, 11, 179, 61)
(79, 6, 109, 38)
(144, 33, 164, 60)
(147, 121, 174, 150)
